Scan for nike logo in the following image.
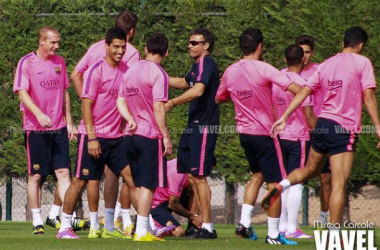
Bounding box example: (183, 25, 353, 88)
(191, 167, 198, 171)
(37, 71, 44, 74)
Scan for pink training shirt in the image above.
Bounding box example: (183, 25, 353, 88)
(273, 72, 313, 141)
(216, 59, 292, 136)
(152, 158, 189, 208)
(119, 60, 169, 139)
(78, 59, 128, 138)
(301, 63, 323, 116)
(13, 52, 69, 131)
(305, 53, 376, 133)
(75, 40, 140, 74)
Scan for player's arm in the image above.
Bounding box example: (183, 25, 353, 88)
(165, 83, 205, 112)
(168, 195, 202, 228)
(215, 96, 230, 104)
(82, 98, 101, 159)
(169, 77, 189, 90)
(271, 86, 313, 137)
(116, 97, 136, 134)
(63, 89, 77, 141)
(17, 90, 52, 128)
(154, 101, 172, 156)
(363, 88, 380, 147)
(216, 74, 231, 104)
(302, 106, 317, 129)
(71, 69, 84, 98)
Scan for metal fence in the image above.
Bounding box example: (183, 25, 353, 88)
(1, 177, 379, 227)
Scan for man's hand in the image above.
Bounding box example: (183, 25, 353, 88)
(190, 214, 202, 228)
(67, 123, 77, 141)
(163, 136, 172, 157)
(127, 119, 137, 134)
(36, 112, 52, 128)
(271, 117, 287, 138)
(88, 139, 102, 159)
(164, 100, 174, 113)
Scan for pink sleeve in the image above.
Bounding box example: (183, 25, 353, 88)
(82, 64, 101, 100)
(75, 44, 100, 74)
(304, 69, 321, 93)
(267, 66, 292, 91)
(360, 58, 377, 91)
(61, 59, 70, 89)
(13, 56, 31, 92)
(216, 75, 230, 101)
(168, 174, 188, 197)
(152, 67, 168, 102)
(118, 74, 127, 98)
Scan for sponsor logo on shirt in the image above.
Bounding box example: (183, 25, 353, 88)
(54, 65, 61, 75)
(276, 96, 286, 105)
(327, 79, 343, 90)
(108, 88, 119, 99)
(40, 79, 61, 90)
(236, 89, 253, 100)
(125, 87, 139, 97)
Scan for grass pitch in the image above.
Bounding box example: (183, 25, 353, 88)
(0, 222, 379, 250)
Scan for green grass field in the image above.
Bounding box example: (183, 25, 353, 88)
(0, 222, 379, 250)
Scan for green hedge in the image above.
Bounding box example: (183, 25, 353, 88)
(1, 0, 380, 191)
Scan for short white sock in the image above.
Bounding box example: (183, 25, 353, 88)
(31, 208, 43, 227)
(114, 202, 121, 222)
(149, 214, 156, 230)
(239, 204, 254, 228)
(279, 188, 289, 232)
(71, 211, 77, 222)
(319, 211, 328, 224)
(202, 223, 213, 233)
(267, 217, 280, 239)
(48, 205, 61, 219)
(136, 215, 149, 236)
(286, 184, 303, 233)
(90, 211, 99, 229)
(59, 212, 72, 232)
(121, 209, 132, 229)
(279, 179, 291, 191)
(105, 208, 115, 232)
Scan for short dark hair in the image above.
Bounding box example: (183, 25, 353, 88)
(239, 28, 263, 56)
(146, 33, 168, 56)
(295, 34, 315, 51)
(105, 28, 126, 45)
(285, 44, 304, 67)
(115, 11, 138, 34)
(343, 26, 368, 48)
(189, 28, 215, 53)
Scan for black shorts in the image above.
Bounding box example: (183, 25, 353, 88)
(24, 127, 71, 176)
(151, 201, 181, 228)
(124, 135, 167, 189)
(177, 126, 217, 176)
(74, 134, 128, 180)
(239, 134, 283, 183)
(279, 139, 310, 175)
(311, 118, 358, 156)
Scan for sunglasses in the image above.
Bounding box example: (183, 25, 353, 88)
(188, 40, 206, 46)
